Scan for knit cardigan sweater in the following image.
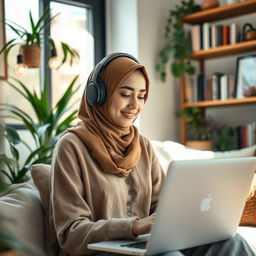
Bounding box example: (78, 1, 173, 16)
(50, 132, 165, 255)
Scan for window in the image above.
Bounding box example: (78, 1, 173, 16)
(50, 1, 94, 109)
(2, 0, 105, 124)
(3, 0, 40, 121)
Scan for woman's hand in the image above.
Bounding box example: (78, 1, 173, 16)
(132, 213, 156, 236)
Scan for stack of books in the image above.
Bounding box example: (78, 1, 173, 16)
(190, 22, 242, 52)
(234, 122, 256, 149)
(185, 73, 236, 102)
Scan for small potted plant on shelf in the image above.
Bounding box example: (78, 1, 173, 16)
(177, 106, 214, 150)
(156, 0, 201, 81)
(0, 8, 79, 68)
(214, 125, 235, 151)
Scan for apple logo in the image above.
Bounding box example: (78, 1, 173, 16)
(200, 193, 213, 212)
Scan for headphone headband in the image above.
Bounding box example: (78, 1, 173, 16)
(86, 53, 140, 107)
(91, 53, 139, 84)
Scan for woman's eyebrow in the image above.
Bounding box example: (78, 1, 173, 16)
(119, 85, 146, 92)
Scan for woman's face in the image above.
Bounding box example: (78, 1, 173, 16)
(109, 70, 147, 128)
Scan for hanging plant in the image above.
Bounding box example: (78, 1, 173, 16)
(156, 0, 201, 81)
(0, 8, 79, 68)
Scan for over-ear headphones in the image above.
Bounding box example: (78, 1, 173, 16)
(86, 52, 139, 107)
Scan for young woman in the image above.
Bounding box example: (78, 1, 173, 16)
(49, 53, 254, 256)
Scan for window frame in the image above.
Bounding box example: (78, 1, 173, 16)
(8, 0, 106, 129)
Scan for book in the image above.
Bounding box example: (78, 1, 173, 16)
(203, 23, 210, 50)
(242, 126, 248, 148)
(214, 72, 224, 99)
(191, 25, 201, 52)
(230, 23, 239, 45)
(235, 126, 242, 149)
(222, 25, 229, 45)
(217, 24, 223, 46)
(200, 24, 204, 50)
(211, 25, 217, 48)
(197, 74, 205, 101)
(211, 74, 218, 100)
(228, 74, 235, 98)
(220, 74, 228, 100)
(205, 76, 213, 101)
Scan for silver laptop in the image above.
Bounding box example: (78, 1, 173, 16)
(88, 157, 256, 255)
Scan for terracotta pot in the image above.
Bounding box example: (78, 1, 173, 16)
(0, 250, 18, 256)
(22, 45, 41, 68)
(201, 0, 219, 10)
(186, 140, 213, 150)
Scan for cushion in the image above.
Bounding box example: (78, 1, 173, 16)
(31, 164, 58, 255)
(240, 174, 256, 226)
(31, 164, 51, 211)
(151, 140, 256, 173)
(0, 182, 45, 256)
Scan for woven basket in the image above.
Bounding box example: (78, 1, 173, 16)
(240, 174, 256, 226)
(22, 45, 41, 68)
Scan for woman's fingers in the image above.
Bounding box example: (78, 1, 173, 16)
(132, 213, 157, 236)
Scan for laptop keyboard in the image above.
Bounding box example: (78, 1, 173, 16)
(120, 240, 147, 249)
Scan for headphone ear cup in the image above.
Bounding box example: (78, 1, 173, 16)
(97, 78, 107, 106)
(86, 82, 99, 106)
(86, 79, 106, 107)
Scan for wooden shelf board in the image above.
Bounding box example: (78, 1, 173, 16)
(190, 40, 256, 60)
(183, 97, 256, 108)
(183, 0, 256, 24)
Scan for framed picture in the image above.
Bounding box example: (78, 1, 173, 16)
(235, 55, 256, 99)
(0, 0, 7, 80)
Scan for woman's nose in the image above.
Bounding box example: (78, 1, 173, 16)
(128, 96, 138, 109)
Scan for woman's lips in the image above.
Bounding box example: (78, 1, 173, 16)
(121, 111, 137, 119)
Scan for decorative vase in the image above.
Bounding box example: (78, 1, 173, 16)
(186, 140, 213, 150)
(22, 45, 41, 68)
(201, 0, 220, 10)
(0, 250, 19, 256)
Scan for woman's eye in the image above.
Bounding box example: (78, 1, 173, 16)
(138, 96, 145, 100)
(120, 93, 130, 98)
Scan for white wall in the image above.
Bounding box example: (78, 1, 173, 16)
(106, 0, 139, 57)
(137, 0, 182, 141)
(106, 0, 182, 142)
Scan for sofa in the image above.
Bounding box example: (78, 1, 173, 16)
(0, 141, 255, 256)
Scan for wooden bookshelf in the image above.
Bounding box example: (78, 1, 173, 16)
(180, 1, 256, 145)
(183, 0, 256, 24)
(190, 40, 256, 60)
(184, 97, 256, 108)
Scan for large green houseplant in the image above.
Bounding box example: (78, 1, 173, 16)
(0, 8, 79, 67)
(0, 124, 49, 184)
(0, 75, 81, 173)
(156, 0, 201, 81)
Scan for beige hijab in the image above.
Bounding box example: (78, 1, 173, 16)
(67, 56, 149, 177)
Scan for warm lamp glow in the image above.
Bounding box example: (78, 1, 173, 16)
(49, 48, 61, 69)
(14, 54, 28, 77)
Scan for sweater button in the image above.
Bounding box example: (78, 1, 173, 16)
(127, 201, 132, 207)
(125, 178, 131, 185)
(127, 210, 132, 217)
(128, 189, 136, 196)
